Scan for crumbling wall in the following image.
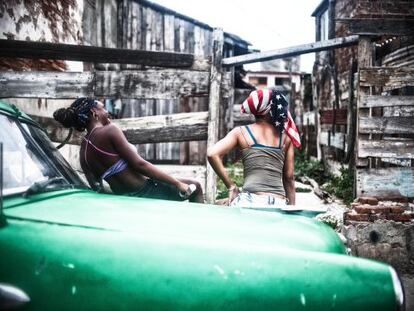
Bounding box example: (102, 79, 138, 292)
(0, 0, 83, 71)
(344, 220, 414, 273)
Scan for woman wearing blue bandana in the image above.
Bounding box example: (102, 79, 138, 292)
(53, 98, 203, 203)
(207, 89, 296, 207)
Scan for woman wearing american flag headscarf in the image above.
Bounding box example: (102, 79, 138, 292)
(207, 88, 300, 207)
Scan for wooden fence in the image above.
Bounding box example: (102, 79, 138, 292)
(0, 29, 231, 203)
(355, 36, 414, 199)
(4, 31, 393, 202)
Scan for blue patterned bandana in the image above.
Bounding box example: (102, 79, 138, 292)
(269, 90, 289, 133)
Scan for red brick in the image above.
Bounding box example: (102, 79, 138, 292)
(357, 197, 379, 205)
(389, 206, 406, 214)
(351, 202, 360, 209)
(354, 205, 390, 214)
(386, 213, 412, 222)
(345, 213, 369, 222)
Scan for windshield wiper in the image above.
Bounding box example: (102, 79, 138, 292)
(24, 177, 72, 197)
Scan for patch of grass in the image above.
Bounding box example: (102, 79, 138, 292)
(323, 166, 354, 205)
(294, 149, 328, 185)
(294, 149, 354, 205)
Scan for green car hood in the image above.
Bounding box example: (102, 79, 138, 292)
(1, 190, 398, 310)
(4, 189, 345, 255)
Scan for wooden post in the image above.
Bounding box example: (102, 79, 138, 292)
(355, 36, 373, 198)
(206, 28, 224, 204)
(312, 71, 322, 160)
(356, 36, 373, 168)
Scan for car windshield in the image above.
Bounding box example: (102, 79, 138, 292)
(21, 120, 85, 188)
(0, 114, 81, 195)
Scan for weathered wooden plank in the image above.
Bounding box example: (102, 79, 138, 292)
(35, 111, 209, 145)
(163, 14, 175, 52)
(222, 35, 359, 67)
(206, 29, 224, 204)
(0, 71, 95, 98)
(0, 39, 198, 68)
(94, 70, 210, 99)
(319, 131, 347, 151)
(344, 18, 414, 36)
(382, 45, 414, 67)
(358, 139, 414, 159)
(360, 67, 414, 88)
(320, 108, 348, 125)
(360, 95, 414, 108)
(359, 116, 414, 134)
(0, 70, 210, 99)
(356, 168, 414, 198)
(161, 165, 206, 192)
(383, 106, 414, 117)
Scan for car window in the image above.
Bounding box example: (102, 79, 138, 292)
(0, 114, 57, 195)
(21, 123, 85, 187)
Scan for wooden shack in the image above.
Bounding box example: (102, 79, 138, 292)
(310, 0, 414, 195)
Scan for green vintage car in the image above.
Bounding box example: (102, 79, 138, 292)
(0, 100, 405, 310)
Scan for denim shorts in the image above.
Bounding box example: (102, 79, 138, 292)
(230, 192, 287, 208)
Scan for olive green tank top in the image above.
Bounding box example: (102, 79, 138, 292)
(241, 126, 285, 197)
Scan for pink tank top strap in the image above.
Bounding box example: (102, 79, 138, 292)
(84, 127, 119, 169)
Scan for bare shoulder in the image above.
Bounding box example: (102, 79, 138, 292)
(103, 122, 123, 137)
(228, 126, 243, 137)
(229, 126, 246, 142)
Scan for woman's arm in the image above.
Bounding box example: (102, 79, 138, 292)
(207, 128, 240, 204)
(107, 124, 188, 193)
(283, 139, 296, 205)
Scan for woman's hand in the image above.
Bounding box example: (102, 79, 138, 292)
(177, 182, 190, 194)
(227, 185, 240, 205)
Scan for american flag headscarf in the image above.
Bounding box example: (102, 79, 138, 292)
(241, 89, 301, 148)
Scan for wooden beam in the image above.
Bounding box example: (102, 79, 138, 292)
(358, 139, 414, 159)
(0, 39, 209, 69)
(34, 111, 209, 145)
(222, 35, 359, 67)
(0, 70, 210, 99)
(360, 95, 414, 108)
(206, 29, 224, 204)
(341, 18, 414, 36)
(0, 72, 95, 98)
(356, 168, 414, 198)
(360, 67, 414, 89)
(359, 116, 414, 135)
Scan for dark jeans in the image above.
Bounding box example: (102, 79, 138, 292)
(127, 179, 189, 201)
